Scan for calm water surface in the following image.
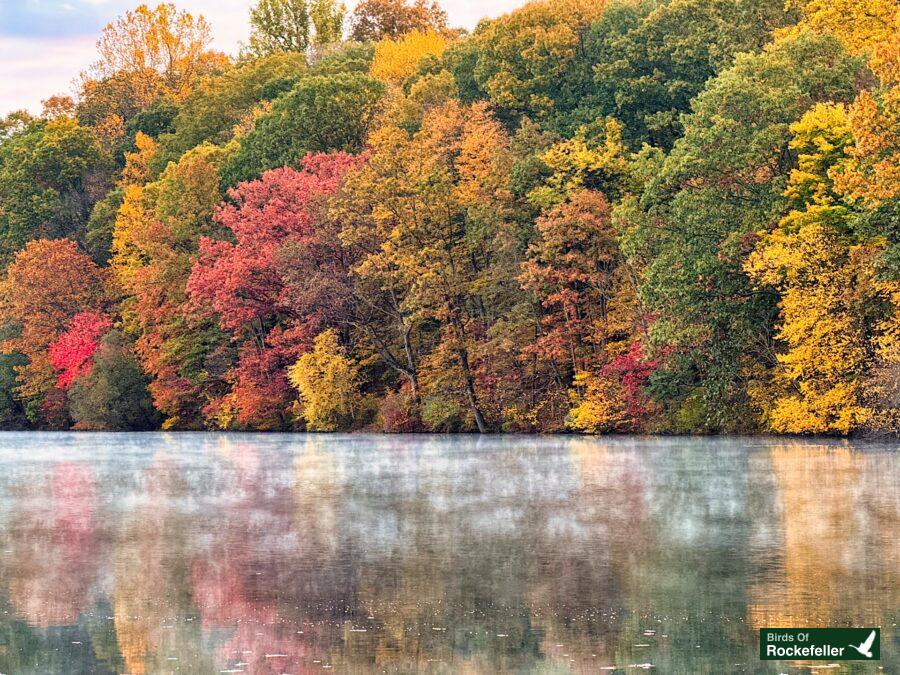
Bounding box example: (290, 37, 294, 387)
(0, 433, 896, 674)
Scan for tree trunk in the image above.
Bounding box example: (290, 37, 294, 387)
(402, 324, 421, 409)
(458, 343, 488, 433)
(449, 313, 488, 433)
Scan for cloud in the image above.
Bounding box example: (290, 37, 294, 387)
(0, 0, 115, 38)
(0, 35, 96, 112)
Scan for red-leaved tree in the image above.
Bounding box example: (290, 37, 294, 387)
(187, 153, 364, 428)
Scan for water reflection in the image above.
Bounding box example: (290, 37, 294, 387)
(0, 433, 896, 673)
(748, 444, 900, 630)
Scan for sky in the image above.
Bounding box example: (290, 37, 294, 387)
(0, 0, 522, 116)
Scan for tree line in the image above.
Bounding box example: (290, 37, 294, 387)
(0, 0, 896, 434)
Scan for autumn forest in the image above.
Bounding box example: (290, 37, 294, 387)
(0, 0, 897, 435)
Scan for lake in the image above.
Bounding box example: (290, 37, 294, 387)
(0, 433, 896, 674)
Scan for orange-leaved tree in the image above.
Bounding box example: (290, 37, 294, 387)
(339, 100, 515, 432)
(0, 239, 106, 422)
(112, 142, 232, 429)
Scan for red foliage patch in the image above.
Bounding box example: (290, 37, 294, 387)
(49, 312, 113, 389)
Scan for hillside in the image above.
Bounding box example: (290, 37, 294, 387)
(0, 0, 896, 434)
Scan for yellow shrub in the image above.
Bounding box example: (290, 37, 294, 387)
(567, 371, 629, 433)
(288, 330, 363, 431)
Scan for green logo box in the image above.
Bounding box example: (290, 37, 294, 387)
(760, 628, 880, 661)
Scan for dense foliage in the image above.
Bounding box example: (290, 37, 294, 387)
(0, 0, 896, 434)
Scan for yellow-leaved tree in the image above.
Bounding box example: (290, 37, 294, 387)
(370, 30, 456, 133)
(90, 3, 222, 102)
(370, 30, 448, 84)
(747, 206, 875, 433)
(746, 103, 897, 434)
(782, 0, 897, 56)
(833, 35, 900, 432)
(78, 3, 227, 148)
(289, 330, 363, 431)
(528, 118, 631, 209)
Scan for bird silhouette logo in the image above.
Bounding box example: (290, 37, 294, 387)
(849, 630, 877, 658)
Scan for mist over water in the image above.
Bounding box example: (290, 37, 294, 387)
(0, 433, 896, 673)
